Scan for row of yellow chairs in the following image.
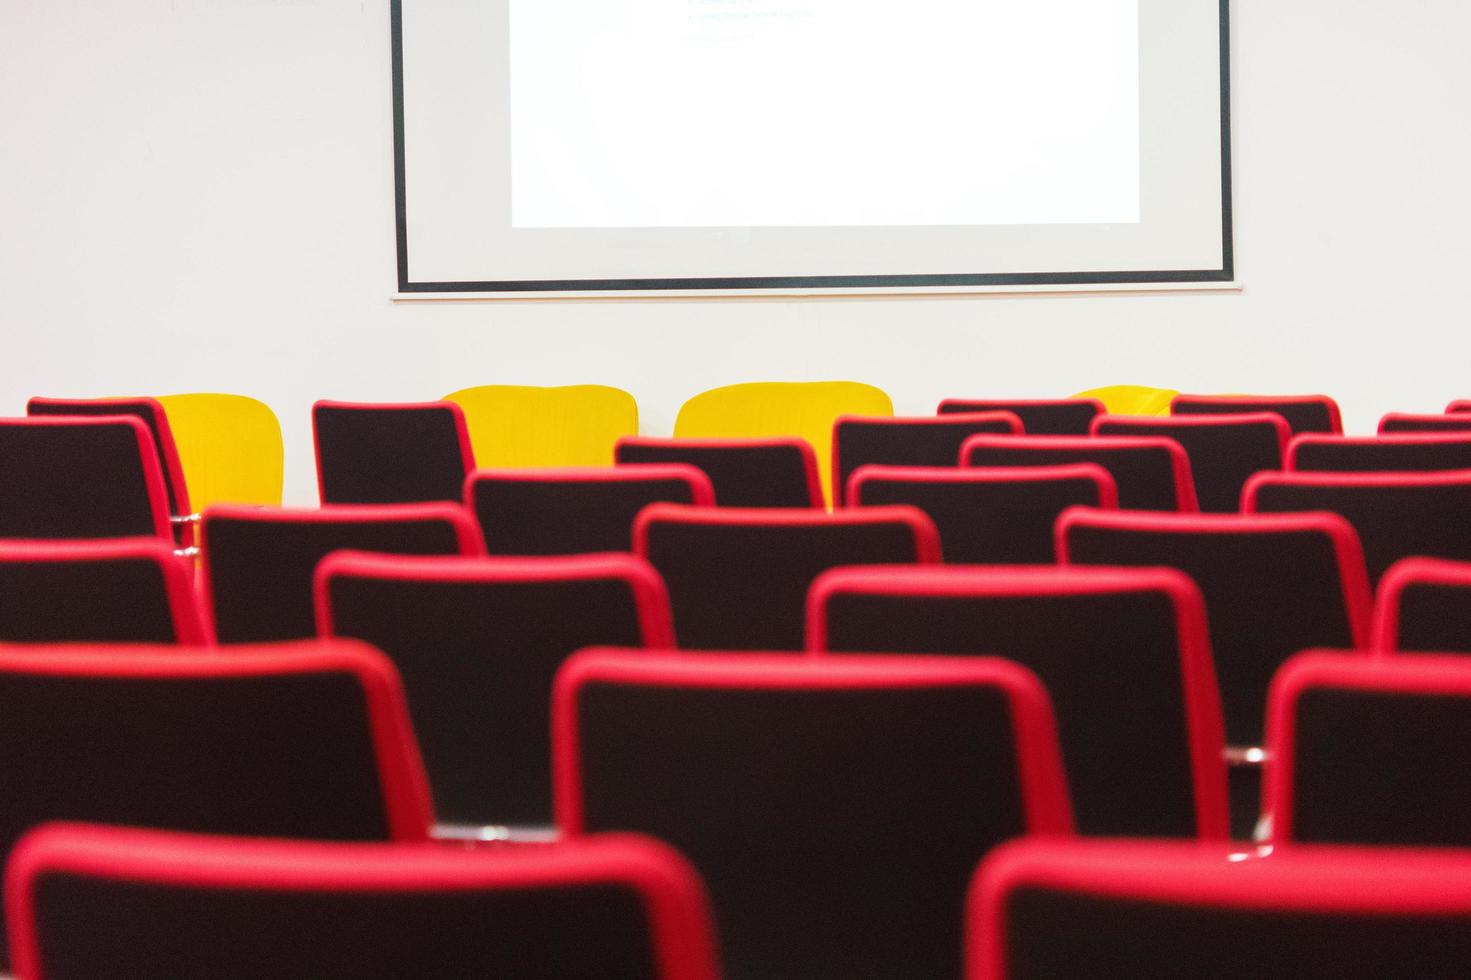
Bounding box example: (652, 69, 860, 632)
(141, 384, 1178, 511)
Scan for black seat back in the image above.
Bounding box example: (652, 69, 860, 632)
(313, 401, 472, 505)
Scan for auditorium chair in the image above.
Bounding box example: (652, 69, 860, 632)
(0, 539, 208, 645)
(831, 412, 1023, 505)
(849, 464, 1117, 564)
(1268, 652, 1471, 847)
(555, 650, 1072, 980)
(467, 466, 714, 555)
(1171, 393, 1344, 435)
(7, 824, 720, 980)
(443, 384, 638, 469)
(0, 416, 172, 541)
(1058, 508, 1372, 837)
(1379, 412, 1471, 435)
(808, 564, 1227, 839)
(200, 503, 481, 643)
(1288, 433, 1471, 472)
(969, 838, 1471, 979)
(961, 434, 1198, 511)
(1373, 557, 1471, 652)
(1069, 384, 1177, 416)
(0, 641, 433, 968)
(313, 400, 473, 505)
(1244, 470, 1471, 586)
(155, 393, 284, 509)
(937, 398, 1104, 435)
(317, 551, 673, 833)
(616, 435, 822, 508)
(635, 504, 940, 649)
(1447, 400, 1471, 414)
(1092, 413, 1290, 513)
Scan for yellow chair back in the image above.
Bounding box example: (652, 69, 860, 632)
(155, 394, 284, 510)
(675, 381, 894, 505)
(1071, 385, 1180, 417)
(443, 384, 638, 468)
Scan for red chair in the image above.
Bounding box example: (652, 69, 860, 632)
(616, 436, 822, 508)
(961, 434, 1198, 511)
(969, 838, 1471, 979)
(7, 823, 718, 980)
(1244, 470, 1471, 586)
(635, 504, 940, 650)
(1092, 413, 1289, 513)
(1171, 393, 1343, 435)
(1288, 433, 1471, 473)
(200, 503, 481, 643)
(1268, 652, 1471, 847)
(1446, 400, 1471, 414)
(937, 398, 1105, 435)
(555, 649, 1071, 980)
(317, 551, 673, 833)
(0, 417, 172, 542)
(1380, 413, 1471, 435)
(808, 564, 1227, 839)
(849, 464, 1117, 564)
(466, 466, 714, 556)
(831, 413, 1023, 505)
(1374, 557, 1471, 652)
(0, 539, 207, 645)
(312, 400, 474, 505)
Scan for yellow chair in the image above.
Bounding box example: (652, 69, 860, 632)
(675, 381, 894, 506)
(442, 384, 638, 469)
(1071, 385, 1180, 418)
(155, 394, 284, 510)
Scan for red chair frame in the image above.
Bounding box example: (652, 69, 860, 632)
(959, 434, 1200, 512)
(632, 503, 943, 565)
(1372, 556, 1471, 650)
(616, 436, 823, 509)
(831, 412, 1024, 504)
(1170, 393, 1344, 435)
(847, 462, 1120, 514)
(1287, 433, 1471, 471)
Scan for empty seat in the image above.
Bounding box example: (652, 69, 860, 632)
(850, 464, 1117, 564)
(616, 436, 822, 508)
(832, 413, 1023, 505)
(1058, 509, 1372, 837)
(970, 838, 1471, 980)
(8, 823, 719, 980)
(937, 398, 1105, 435)
(1447, 400, 1471, 414)
(200, 503, 481, 643)
(962, 435, 1198, 512)
(467, 466, 714, 556)
(0, 539, 207, 645)
(1069, 385, 1177, 416)
(636, 504, 940, 650)
(1288, 433, 1471, 472)
(1171, 393, 1344, 435)
(0, 417, 172, 541)
(1092, 413, 1289, 513)
(1379, 412, 1471, 435)
(443, 384, 638, 469)
(1244, 470, 1471, 586)
(318, 551, 673, 831)
(313, 400, 473, 505)
(555, 650, 1072, 980)
(155, 393, 284, 509)
(1268, 652, 1471, 847)
(1373, 557, 1471, 652)
(809, 565, 1227, 838)
(0, 641, 432, 967)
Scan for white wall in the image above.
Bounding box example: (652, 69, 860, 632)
(3, 0, 1470, 504)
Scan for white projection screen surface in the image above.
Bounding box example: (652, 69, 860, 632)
(393, 0, 1231, 294)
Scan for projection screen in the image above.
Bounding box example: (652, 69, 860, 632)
(393, 0, 1232, 294)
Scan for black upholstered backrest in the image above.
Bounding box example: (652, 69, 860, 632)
(1375, 558, 1471, 652)
(615, 437, 821, 508)
(937, 399, 1104, 435)
(810, 566, 1226, 838)
(851, 465, 1116, 564)
(0, 418, 170, 540)
(1380, 413, 1471, 435)
(467, 467, 713, 556)
(1289, 434, 1471, 473)
(559, 652, 1071, 980)
(1245, 472, 1471, 586)
(636, 504, 939, 650)
(313, 401, 472, 505)
(201, 504, 477, 643)
(1172, 394, 1342, 435)
(319, 552, 671, 827)
(832, 413, 1022, 504)
(961, 435, 1197, 511)
(1093, 414, 1288, 513)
